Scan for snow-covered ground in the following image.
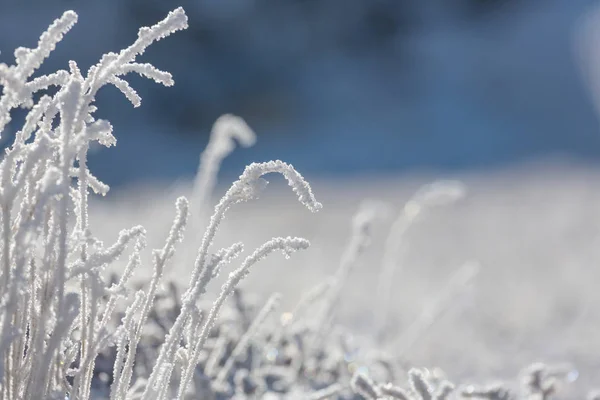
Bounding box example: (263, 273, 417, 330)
(89, 162, 600, 392)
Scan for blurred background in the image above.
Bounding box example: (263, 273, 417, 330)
(3, 0, 600, 187)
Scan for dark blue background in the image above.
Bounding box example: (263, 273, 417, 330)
(1, 0, 600, 187)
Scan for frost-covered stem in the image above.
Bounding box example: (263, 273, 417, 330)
(434, 381, 455, 400)
(409, 368, 433, 400)
(0, 204, 16, 396)
(143, 245, 234, 399)
(176, 237, 309, 400)
(24, 210, 56, 396)
(154, 196, 240, 380)
(12, 279, 29, 397)
(79, 279, 102, 400)
(19, 259, 37, 389)
(214, 293, 281, 385)
(351, 372, 381, 400)
(77, 148, 89, 241)
(55, 169, 69, 336)
(374, 210, 410, 335)
(73, 273, 105, 398)
(191, 114, 255, 224)
(196, 160, 319, 298)
(265, 278, 332, 354)
(0, 202, 11, 396)
(1, 203, 10, 297)
(190, 161, 320, 289)
(187, 197, 230, 291)
(145, 161, 320, 397)
(56, 77, 82, 318)
(380, 383, 411, 400)
(313, 205, 376, 338)
(76, 278, 90, 397)
(0, 211, 36, 399)
(83, 7, 187, 104)
(394, 262, 479, 355)
(308, 383, 343, 400)
(98, 232, 145, 331)
(375, 181, 465, 336)
(71, 146, 94, 399)
(0, 10, 78, 133)
(156, 363, 174, 400)
(0, 98, 11, 137)
(76, 246, 144, 397)
(203, 334, 228, 378)
(111, 292, 145, 400)
(142, 198, 236, 395)
(289, 279, 333, 327)
(113, 198, 188, 400)
(4, 341, 11, 400)
(27, 294, 79, 399)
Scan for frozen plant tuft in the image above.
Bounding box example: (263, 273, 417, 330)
(0, 7, 320, 400)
